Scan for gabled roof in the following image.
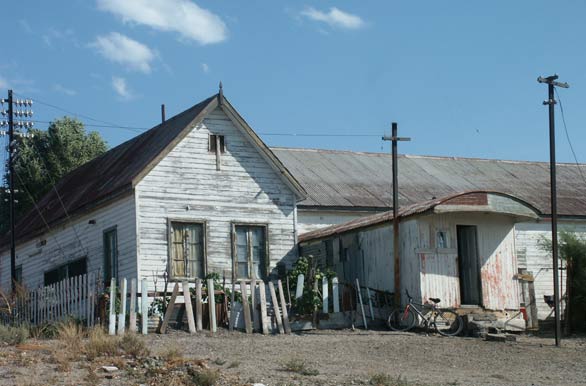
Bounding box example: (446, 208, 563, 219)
(272, 147, 586, 217)
(4, 93, 305, 248)
(298, 191, 541, 243)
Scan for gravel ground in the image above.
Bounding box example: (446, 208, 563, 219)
(1, 328, 585, 386)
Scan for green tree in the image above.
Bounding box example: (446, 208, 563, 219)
(540, 231, 586, 333)
(1, 117, 107, 234)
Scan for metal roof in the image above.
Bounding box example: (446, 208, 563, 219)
(272, 147, 586, 217)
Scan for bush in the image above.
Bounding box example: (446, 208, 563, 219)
(56, 320, 84, 350)
(0, 324, 28, 345)
(119, 334, 149, 358)
(84, 327, 118, 360)
(190, 368, 220, 386)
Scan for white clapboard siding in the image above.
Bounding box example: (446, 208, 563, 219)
(0, 195, 138, 291)
(136, 107, 298, 291)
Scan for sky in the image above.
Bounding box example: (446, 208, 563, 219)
(2, 0, 586, 165)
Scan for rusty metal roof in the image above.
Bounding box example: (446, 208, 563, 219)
(3, 94, 218, 246)
(272, 147, 586, 217)
(298, 191, 540, 242)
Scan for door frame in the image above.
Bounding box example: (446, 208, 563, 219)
(456, 224, 483, 306)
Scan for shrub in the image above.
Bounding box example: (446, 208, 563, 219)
(56, 320, 83, 350)
(0, 324, 28, 345)
(190, 368, 220, 386)
(281, 357, 319, 376)
(119, 334, 149, 358)
(84, 327, 118, 360)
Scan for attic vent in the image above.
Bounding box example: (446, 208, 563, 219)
(209, 134, 225, 153)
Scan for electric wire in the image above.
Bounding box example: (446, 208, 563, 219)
(554, 88, 586, 188)
(13, 170, 68, 261)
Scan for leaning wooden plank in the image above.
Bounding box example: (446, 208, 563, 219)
(108, 278, 117, 335)
(322, 277, 329, 314)
(366, 286, 375, 321)
(295, 274, 304, 299)
(207, 279, 217, 333)
(355, 278, 368, 330)
(268, 281, 284, 334)
(195, 279, 203, 332)
(240, 280, 252, 334)
(118, 278, 127, 335)
(258, 281, 269, 335)
(159, 283, 180, 334)
(129, 278, 137, 333)
(182, 281, 196, 334)
(228, 279, 236, 332)
(251, 279, 260, 332)
(141, 278, 148, 335)
(277, 280, 291, 334)
(332, 277, 340, 313)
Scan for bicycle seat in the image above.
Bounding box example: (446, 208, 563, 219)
(429, 297, 441, 304)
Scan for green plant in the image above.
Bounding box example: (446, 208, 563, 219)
(281, 357, 319, 376)
(148, 296, 170, 317)
(288, 255, 336, 315)
(0, 324, 29, 345)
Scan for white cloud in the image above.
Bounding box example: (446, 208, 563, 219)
(97, 0, 227, 45)
(18, 20, 33, 34)
(201, 63, 209, 73)
(112, 76, 133, 100)
(301, 7, 365, 30)
(92, 32, 155, 73)
(53, 84, 77, 96)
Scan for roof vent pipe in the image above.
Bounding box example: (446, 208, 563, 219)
(161, 104, 166, 123)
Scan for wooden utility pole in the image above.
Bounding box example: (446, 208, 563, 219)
(538, 74, 569, 347)
(382, 123, 410, 306)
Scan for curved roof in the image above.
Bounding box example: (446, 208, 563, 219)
(272, 147, 586, 217)
(298, 191, 541, 243)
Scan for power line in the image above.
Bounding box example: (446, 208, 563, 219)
(554, 88, 586, 188)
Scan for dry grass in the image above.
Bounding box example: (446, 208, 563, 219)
(119, 333, 149, 357)
(56, 320, 83, 350)
(84, 327, 118, 360)
(281, 357, 319, 376)
(0, 325, 29, 345)
(162, 347, 184, 363)
(190, 368, 220, 386)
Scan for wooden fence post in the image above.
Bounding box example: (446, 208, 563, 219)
(160, 283, 179, 334)
(251, 279, 260, 332)
(141, 278, 148, 335)
(322, 277, 329, 314)
(295, 274, 304, 299)
(269, 281, 284, 334)
(129, 278, 137, 333)
(240, 280, 252, 334)
(118, 278, 127, 335)
(195, 279, 203, 332)
(208, 278, 217, 334)
(332, 277, 340, 313)
(258, 281, 269, 335)
(278, 280, 291, 334)
(108, 278, 116, 335)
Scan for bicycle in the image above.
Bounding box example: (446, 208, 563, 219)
(387, 290, 464, 336)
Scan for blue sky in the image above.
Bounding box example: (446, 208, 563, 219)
(2, 0, 586, 164)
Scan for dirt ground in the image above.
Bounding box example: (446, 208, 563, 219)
(1, 328, 585, 386)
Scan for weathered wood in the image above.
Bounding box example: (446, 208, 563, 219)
(141, 278, 148, 335)
(322, 277, 329, 314)
(355, 279, 368, 330)
(90, 273, 96, 327)
(366, 286, 374, 321)
(332, 277, 340, 313)
(258, 281, 269, 335)
(229, 279, 236, 332)
(182, 281, 196, 334)
(195, 279, 203, 332)
(268, 281, 284, 334)
(208, 279, 217, 333)
(129, 278, 137, 333)
(278, 280, 291, 334)
(240, 280, 252, 334)
(108, 278, 116, 335)
(295, 274, 304, 299)
(251, 279, 260, 332)
(118, 278, 127, 335)
(159, 283, 180, 334)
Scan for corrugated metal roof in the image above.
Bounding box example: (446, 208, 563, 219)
(298, 191, 539, 242)
(272, 147, 586, 217)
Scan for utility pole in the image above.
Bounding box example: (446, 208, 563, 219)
(1, 90, 34, 292)
(383, 123, 410, 306)
(537, 74, 569, 347)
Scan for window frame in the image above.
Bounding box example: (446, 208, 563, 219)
(231, 222, 269, 281)
(167, 218, 208, 281)
(14, 265, 22, 286)
(103, 226, 118, 286)
(44, 257, 88, 287)
(208, 134, 226, 153)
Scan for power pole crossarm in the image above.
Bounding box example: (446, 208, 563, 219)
(382, 123, 411, 306)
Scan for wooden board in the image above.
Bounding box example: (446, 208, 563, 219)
(118, 278, 127, 335)
(183, 281, 196, 333)
(240, 280, 252, 334)
(251, 279, 260, 332)
(129, 278, 137, 333)
(196, 279, 203, 332)
(108, 278, 116, 335)
(141, 278, 148, 335)
(268, 281, 284, 334)
(332, 277, 340, 313)
(208, 278, 217, 333)
(277, 280, 291, 334)
(159, 283, 180, 334)
(259, 281, 269, 335)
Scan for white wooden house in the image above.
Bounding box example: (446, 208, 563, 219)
(0, 92, 306, 293)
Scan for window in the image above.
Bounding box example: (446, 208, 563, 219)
(14, 265, 22, 285)
(169, 221, 205, 279)
(234, 225, 267, 280)
(436, 230, 449, 249)
(103, 227, 118, 286)
(44, 258, 87, 286)
(209, 134, 225, 153)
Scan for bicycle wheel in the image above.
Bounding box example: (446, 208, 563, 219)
(387, 306, 416, 332)
(433, 309, 463, 336)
